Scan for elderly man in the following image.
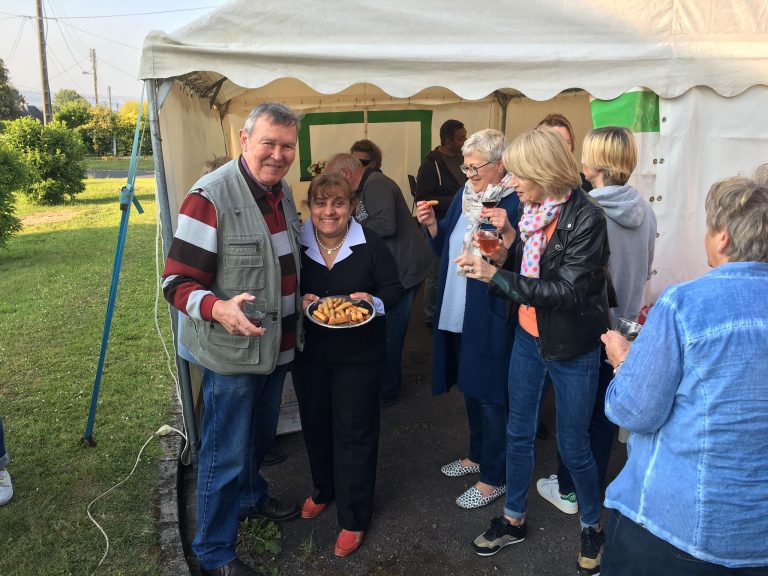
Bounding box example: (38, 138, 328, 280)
(326, 154, 431, 406)
(162, 103, 304, 576)
(601, 168, 768, 575)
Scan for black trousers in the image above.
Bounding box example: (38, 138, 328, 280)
(602, 510, 768, 576)
(292, 359, 382, 531)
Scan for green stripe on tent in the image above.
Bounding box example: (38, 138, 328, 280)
(590, 92, 660, 133)
(298, 110, 433, 177)
(298, 112, 365, 176)
(368, 110, 433, 160)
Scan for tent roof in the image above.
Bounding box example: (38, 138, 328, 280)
(139, 0, 768, 102)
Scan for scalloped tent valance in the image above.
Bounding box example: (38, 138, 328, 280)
(140, 0, 768, 103)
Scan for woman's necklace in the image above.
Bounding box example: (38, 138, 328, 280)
(314, 222, 350, 255)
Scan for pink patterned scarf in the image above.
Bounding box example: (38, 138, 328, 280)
(518, 192, 570, 278)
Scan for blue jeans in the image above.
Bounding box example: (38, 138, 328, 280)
(504, 325, 602, 528)
(381, 284, 418, 403)
(192, 365, 288, 570)
(465, 395, 507, 486)
(602, 510, 768, 575)
(558, 351, 615, 494)
(0, 416, 8, 468)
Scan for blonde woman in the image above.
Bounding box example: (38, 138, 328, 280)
(536, 126, 656, 519)
(458, 129, 611, 576)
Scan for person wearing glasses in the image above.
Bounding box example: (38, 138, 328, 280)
(326, 154, 432, 407)
(415, 129, 519, 510)
(350, 139, 383, 172)
(457, 129, 611, 576)
(416, 119, 468, 327)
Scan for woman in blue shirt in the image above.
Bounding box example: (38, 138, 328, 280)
(601, 168, 768, 574)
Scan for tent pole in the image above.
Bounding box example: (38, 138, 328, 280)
(83, 87, 147, 445)
(147, 79, 199, 464)
(494, 91, 513, 135)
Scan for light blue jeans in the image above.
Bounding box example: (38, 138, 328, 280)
(504, 326, 602, 528)
(0, 416, 8, 468)
(192, 364, 288, 570)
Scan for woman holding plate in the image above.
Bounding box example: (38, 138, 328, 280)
(292, 173, 402, 557)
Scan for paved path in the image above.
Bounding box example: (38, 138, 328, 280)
(86, 170, 154, 179)
(178, 287, 627, 575)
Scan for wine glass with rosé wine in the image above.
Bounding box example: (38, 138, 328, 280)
(475, 223, 501, 264)
(243, 297, 268, 328)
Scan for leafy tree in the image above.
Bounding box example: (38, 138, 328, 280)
(52, 89, 87, 113)
(3, 117, 86, 205)
(82, 105, 116, 156)
(116, 101, 152, 156)
(0, 140, 29, 248)
(0, 59, 25, 121)
(54, 99, 91, 130)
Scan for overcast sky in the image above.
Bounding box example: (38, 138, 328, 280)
(0, 0, 229, 109)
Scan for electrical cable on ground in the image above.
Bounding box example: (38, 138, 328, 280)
(86, 423, 186, 575)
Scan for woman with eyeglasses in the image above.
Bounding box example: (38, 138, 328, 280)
(415, 129, 519, 509)
(456, 129, 611, 575)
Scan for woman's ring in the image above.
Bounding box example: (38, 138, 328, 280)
(468, 266, 474, 273)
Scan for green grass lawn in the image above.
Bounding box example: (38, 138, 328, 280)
(84, 156, 155, 172)
(0, 179, 282, 575)
(0, 179, 174, 575)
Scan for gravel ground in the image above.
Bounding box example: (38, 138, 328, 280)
(179, 287, 627, 576)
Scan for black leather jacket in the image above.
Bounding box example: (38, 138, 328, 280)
(489, 188, 612, 360)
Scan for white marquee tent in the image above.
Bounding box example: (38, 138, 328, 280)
(138, 0, 767, 448)
(140, 0, 768, 299)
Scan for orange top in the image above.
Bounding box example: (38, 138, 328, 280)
(518, 218, 559, 337)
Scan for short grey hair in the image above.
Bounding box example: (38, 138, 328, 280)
(243, 102, 302, 135)
(705, 169, 768, 263)
(461, 129, 508, 163)
(325, 153, 362, 174)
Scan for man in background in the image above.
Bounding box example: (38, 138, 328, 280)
(415, 119, 467, 326)
(327, 154, 432, 406)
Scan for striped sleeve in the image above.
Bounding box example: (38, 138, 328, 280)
(161, 191, 220, 321)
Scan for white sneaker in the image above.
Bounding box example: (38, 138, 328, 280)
(536, 474, 578, 514)
(0, 469, 13, 506)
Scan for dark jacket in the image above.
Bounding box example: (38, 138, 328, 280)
(356, 170, 432, 290)
(489, 187, 612, 360)
(415, 148, 466, 220)
(431, 192, 520, 405)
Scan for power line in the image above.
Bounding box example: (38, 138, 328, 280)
(0, 7, 214, 20)
(45, 0, 88, 73)
(5, 17, 28, 62)
(57, 20, 139, 50)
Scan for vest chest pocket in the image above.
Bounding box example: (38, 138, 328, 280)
(223, 234, 266, 291)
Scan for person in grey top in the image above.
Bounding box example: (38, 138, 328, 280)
(326, 154, 432, 405)
(535, 125, 656, 521)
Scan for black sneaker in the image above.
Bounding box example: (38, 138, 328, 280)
(577, 526, 605, 576)
(472, 517, 526, 556)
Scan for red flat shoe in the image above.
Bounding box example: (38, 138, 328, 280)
(300, 496, 327, 519)
(334, 529, 364, 557)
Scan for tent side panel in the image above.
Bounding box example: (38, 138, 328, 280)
(159, 83, 229, 232)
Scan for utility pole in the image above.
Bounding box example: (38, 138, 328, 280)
(108, 86, 112, 111)
(35, 0, 53, 123)
(89, 48, 99, 106)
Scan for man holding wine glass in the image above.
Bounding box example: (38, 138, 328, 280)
(162, 103, 304, 576)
